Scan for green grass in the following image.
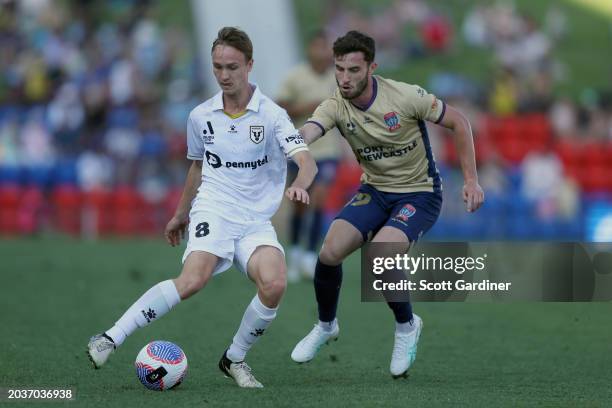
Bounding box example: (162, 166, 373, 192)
(1, 237, 611, 407)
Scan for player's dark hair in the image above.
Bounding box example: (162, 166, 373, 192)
(212, 27, 253, 61)
(333, 30, 375, 63)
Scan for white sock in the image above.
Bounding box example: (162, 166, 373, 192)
(226, 294, 277, 362)
(105, 280, 180, 346)
(318, 319, 337, 333)
(395, 320, 416, 334)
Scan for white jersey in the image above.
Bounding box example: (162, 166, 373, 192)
(186, 85, 308, 221)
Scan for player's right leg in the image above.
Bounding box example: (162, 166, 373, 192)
(290, 219, 361, 362)
(87, 251, 219, 369)
(292, 185, 389, 363)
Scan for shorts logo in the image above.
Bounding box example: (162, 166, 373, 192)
(395, 204, 416, 222)
(250, 126, 264, 144)
(348, 193, 371, 207)
(384, 112, 401, 131)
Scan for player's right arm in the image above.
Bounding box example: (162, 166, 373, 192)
(298, 122, 324, 145)
(299, 97, 339, 145)
(165, 160, 202, 247)
(166, 112, 205, 247)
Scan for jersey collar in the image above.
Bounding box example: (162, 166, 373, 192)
(212, 84, 262, 113)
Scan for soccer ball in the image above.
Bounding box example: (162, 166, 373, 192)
(135, 341, 188, 391)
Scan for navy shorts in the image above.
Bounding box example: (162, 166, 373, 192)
(335, 184, 442, 242)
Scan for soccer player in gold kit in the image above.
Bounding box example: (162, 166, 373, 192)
(290, 31, 484, 378)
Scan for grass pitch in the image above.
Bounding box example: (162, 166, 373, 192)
(1, 237, 611, 407)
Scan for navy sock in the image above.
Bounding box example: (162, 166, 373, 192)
(290, 213, 302, 246)
(387, 302, 413, 324)
(314, 259, 343, 322)
(307, 210, 323, 251)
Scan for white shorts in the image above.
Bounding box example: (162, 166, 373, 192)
(182, 208, 284, 276)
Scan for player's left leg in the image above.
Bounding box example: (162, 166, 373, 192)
(219, 226, 286, 388)
(292, 184, 388, 364)
(88, 209, 235, 369)
(371, 227, 422, 378)
(375, 192, 442, 378)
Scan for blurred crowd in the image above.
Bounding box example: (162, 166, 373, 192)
(318, 0, 612, 240)
(0, 0, 611, 240)
(0, 0, 201, 202)
(322, 0, 611, 138)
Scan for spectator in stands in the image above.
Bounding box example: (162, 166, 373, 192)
(277, 31, 343, 282)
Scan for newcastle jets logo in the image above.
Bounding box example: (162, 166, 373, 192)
(250, 125, 264, 144)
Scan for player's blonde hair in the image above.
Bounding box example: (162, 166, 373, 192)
(212, 27, 253, 62)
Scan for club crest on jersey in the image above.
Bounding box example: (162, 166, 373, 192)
(250, 126, 264, 144)
(346, 121, 356, 134)
(395, 204, 416, 222)
(384, 112, 401, 131)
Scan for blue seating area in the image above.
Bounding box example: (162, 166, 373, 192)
(0, 161, 78, 189)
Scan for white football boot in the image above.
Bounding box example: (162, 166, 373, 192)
(86, 334, 116, 369)
(291, 322, 339, 363)
(219, 352, 263, 388)
(390, 314, 423, 378)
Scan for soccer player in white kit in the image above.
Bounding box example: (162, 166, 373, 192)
(87, 27, 317, 388)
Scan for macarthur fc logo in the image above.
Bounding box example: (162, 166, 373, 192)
(250, 125, 264, 144)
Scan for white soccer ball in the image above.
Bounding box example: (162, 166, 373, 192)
(135, 341, 188, 391)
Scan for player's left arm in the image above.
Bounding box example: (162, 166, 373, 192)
(274, 111, 318, 204)
(437, 105, 484, 212)
(286, 150, 318, 204)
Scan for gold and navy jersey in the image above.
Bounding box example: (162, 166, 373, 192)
(307, 75, 446, 193)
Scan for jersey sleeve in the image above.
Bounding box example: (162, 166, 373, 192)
(305, 98, 339, 136)
(274, 111, 309, 158)
(186, 113, 204, 160)
(403, 85, 446, 124)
